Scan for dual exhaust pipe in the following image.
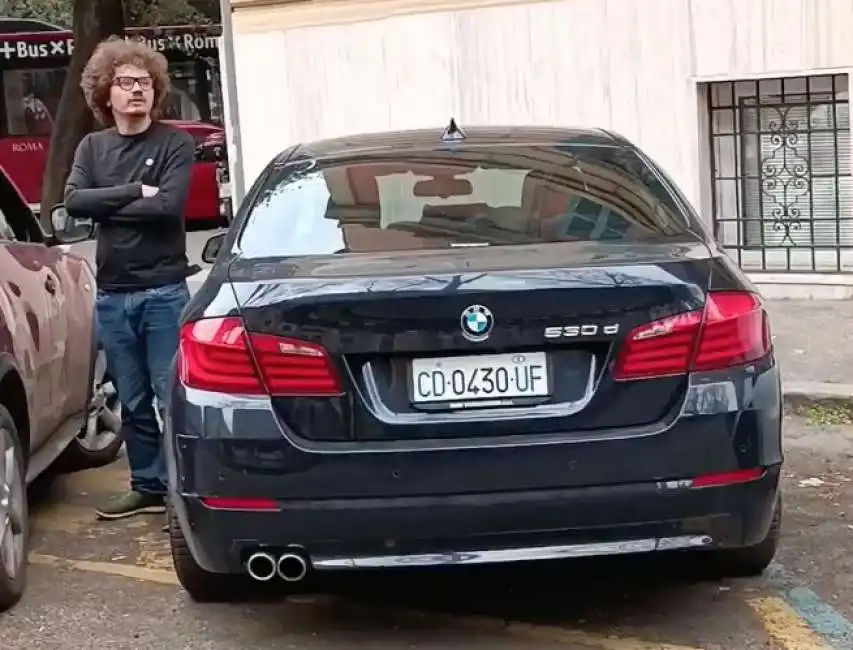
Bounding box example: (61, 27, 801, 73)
(246, 551, 309, 583)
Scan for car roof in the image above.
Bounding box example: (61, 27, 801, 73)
(282, 124, 624, 164)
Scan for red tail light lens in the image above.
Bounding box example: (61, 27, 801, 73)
(612, 311, 701, 380)
(613, 291, 770, 381)
(692, 291, 769, 371)
(690, 468, 764, 488)
(179, 317, 262, 394)
(249, 328, 342, 396)
(178, 317, 342, 396)
(200, 497, 279, 511)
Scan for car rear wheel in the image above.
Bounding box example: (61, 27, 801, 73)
(702, 493, 782, 579)
(56, 349, 123, 472)
(0, 404, 28, 612)
(168, 504, 276, 602)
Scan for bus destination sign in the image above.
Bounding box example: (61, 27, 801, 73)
(0, 32, 219, 61)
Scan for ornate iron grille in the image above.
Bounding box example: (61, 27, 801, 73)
(707, 75, 852, 272)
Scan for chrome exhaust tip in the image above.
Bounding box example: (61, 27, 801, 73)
(276, 552, 309, 582)
(246, 552, 277, 582)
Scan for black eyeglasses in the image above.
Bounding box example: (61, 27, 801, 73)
(113, 76, 153, 91)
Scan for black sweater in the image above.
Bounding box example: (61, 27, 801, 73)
(64, 122, 195, 292)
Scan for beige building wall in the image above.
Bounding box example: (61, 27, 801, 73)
(224, 0, 853, 291)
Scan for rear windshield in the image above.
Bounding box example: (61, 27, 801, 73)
(237, 143, 699, 258)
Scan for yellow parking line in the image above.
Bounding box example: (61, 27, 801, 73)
(29, 553, 179, 586)
(747, 597, 833, 650)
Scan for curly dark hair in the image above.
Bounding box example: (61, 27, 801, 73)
(80, 36, 170, 126)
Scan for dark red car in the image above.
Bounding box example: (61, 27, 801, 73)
(0, 165, 121, 611)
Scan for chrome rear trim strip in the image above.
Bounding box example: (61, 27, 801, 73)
(311, 535, 713, 570)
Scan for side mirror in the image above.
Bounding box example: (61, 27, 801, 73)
(50, 203, 93, 244)
(201, 232, 226, 264)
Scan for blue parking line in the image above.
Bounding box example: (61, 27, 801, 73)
(767, 564, 853, 649)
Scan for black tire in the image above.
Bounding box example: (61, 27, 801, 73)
(703, 493, 782, 579)
(55, 350, 123, 473)
(0, 403, 28, 612)
(168, 504, 272, 602)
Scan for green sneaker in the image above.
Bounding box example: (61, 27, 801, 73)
(95, 490, 166, 520)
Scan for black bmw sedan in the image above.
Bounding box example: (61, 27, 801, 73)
(165, 123, 782, 601)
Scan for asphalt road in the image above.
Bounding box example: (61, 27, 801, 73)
(0, 413, 851, 649)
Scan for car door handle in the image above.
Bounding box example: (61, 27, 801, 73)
(44, 275, 56, 295)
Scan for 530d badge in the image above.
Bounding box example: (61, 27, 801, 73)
(544, 323, 620, 338)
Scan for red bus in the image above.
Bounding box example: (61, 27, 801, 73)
(0, 20, 229, 224)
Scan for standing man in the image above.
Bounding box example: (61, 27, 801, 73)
(64, 36, 196, 520)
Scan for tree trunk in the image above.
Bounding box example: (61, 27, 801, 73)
(39, 0, 125, 229)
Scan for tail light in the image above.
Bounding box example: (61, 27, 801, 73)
(178, 317, 342, 396)
(612, 291, 770, 381)
(200, 497, 279, 511)
(690, 468, 764, 489)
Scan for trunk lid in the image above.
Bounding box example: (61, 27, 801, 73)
(228, 240, 713, 443)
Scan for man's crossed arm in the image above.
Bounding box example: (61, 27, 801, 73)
(64, 131, 195, 225)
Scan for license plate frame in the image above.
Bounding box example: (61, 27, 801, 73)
(409, 351, 550, 408)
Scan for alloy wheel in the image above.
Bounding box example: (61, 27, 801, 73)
(77, 350, 121, 452)
(0, 427, 24, 581)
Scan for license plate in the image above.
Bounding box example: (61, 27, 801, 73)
(410, 352, 549, 404)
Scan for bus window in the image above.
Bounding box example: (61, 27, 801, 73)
(205, 58, 222, 123)
(2, 62, 214, 131)
(163, 61, 202, 121)
(3, 68, 63, 136)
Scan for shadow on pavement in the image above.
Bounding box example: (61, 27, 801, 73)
(307, 553, 721, 624)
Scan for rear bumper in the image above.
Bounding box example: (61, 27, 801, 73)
(170, 464, 780, 574)
(166, 361, 783, 575)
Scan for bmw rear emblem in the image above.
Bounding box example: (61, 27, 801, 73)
(460, 304, 494, 342)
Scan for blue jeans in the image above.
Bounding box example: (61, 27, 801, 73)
(96, 282, 190, 495)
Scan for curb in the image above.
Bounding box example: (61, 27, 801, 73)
(783, 382, 853, 409)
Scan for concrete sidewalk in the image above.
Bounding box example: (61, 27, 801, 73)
(766, 300, 853, 405)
